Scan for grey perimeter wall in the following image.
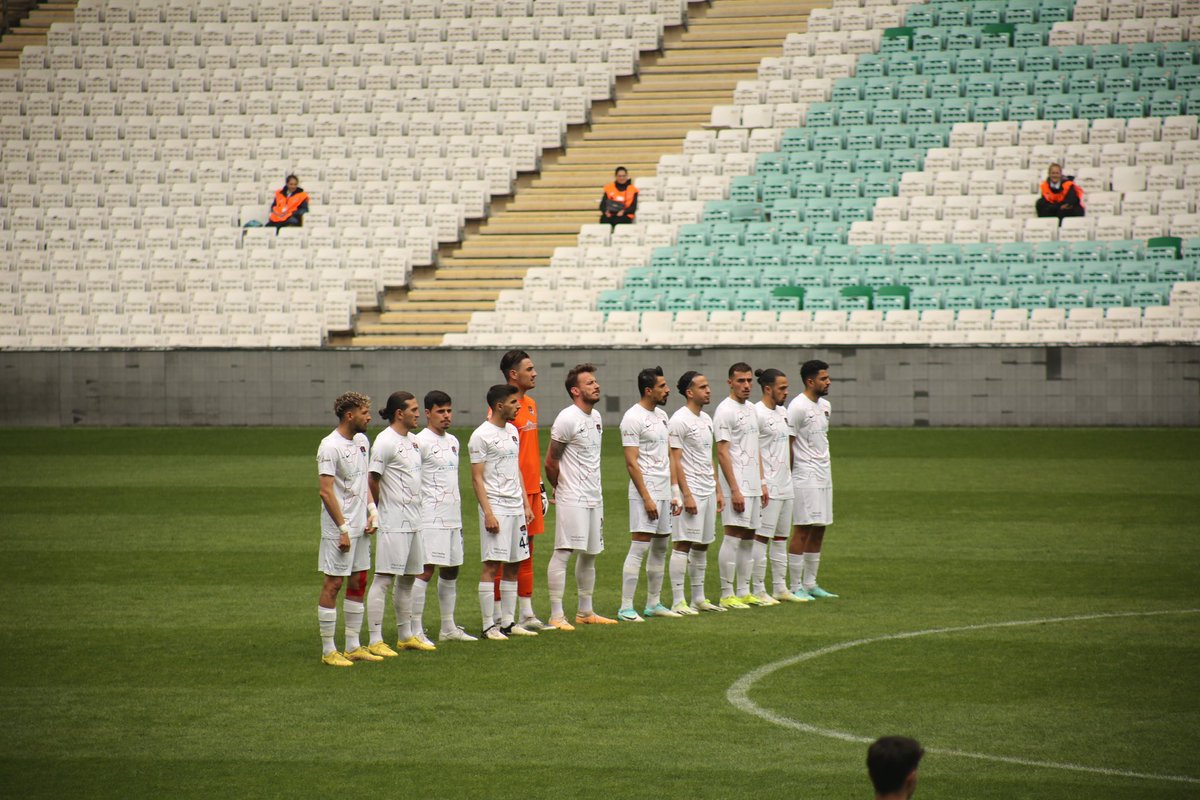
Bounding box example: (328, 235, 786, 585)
(2, 345, 1198, 427)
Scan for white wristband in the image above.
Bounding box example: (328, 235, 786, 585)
(367, 502, 377, 515)
(671, 484, 682, 503)
(338, 523, 350, 535)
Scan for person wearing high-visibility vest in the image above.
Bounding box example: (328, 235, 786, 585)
(1035, 163, 1084, 224)
(267, 174, 310, 230)
(599, 166, 638, 227)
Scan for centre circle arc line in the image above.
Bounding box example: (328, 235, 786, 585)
(727, 608, 1200, 785)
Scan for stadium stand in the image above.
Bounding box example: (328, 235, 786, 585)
(448, 0, 1200, 347)
(1, 0, 685, 348)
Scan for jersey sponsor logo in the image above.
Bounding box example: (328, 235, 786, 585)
(511, 435, 519, 443)
(451, 445, 458, 454)
(595, 423, 601, 432)
(359, 446, 366, 454)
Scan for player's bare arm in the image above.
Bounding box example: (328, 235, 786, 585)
(716, 440, 744, 513)
(624, 445, 658, 520)
(670, 447, 697, 515)
(543, 438, 567, 492)
(668, 457, 682, 516)
(759, 454, 769, 508)
(365, 473, 379, 534)
(713, 463, 725, 513)
(318, 474, 350, 552)
(470, 462, 499, 533)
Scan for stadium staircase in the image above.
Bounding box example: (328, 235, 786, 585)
(348, 0, 820, 346)
(0, 2, 76, 71)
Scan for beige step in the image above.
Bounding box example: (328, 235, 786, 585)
(357, 321, 470, 335)
(349, 335, 443, 347)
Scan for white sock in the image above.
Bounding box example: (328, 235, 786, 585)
(547, 549, 570, 619)
(438, 577, 458, 633)
(343, 599, 364, 652)
(669, 549, 689, 606)
(621, 540, 650, 609)
(718, 536, 738, 598)
(735, 537, 754, 596)
(803, 552, 821, 591)
(788, 553, 805, 593)
(318, 605, 337, 655)
(478, 581, 495, 631)
(394, 575, 415, 641)
(500, 579, 518, 627)
(646, 536, 669, 607)
(751, 539, 769, 594)
(770, 539, 788, 593)
(576, 552, 596, 615)
(366, 573, 393, 645)
(519, 596, 534, 621)
(688, 548, 708, 604)
(411, 577, 428, 636)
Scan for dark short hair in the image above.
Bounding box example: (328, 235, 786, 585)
(424, 390, 452, 410)
(285, 174, 299, 184)
(728, 361, 753, 378)
(637, 366, 664, 396)
(755, 367, 786, 388)
(800, 359, 829, 384)
(565, 363, 597, 395)
(867, 736, 924, 794)
(615, 166, 628, 174)
(486, 383, 518, 409)
(378, 391, 416, 422)
(677, 370, 701, 397)
(334, 391, 370, 420)
(500, 349, 531, 378)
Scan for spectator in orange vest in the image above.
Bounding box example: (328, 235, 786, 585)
(1035, 163, 1084, 224)
(267, 174, 309, 231)
(599, 166, 638, 227)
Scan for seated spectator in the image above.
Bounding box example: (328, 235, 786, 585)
(867, 736, 924, 800)
(267, 174, 309, 230)
(599, 166, 638, 227)
(1035, 163, 1085, 224)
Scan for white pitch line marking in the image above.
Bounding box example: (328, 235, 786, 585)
(727, 609, 1200, 785)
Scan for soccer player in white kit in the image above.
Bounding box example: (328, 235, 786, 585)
(316, 392, 379, 667)
(754, 368, 806, 603)
(617, 366, 683, 622)
(415, 390, 477, 643)
(366, 391, 435, 654)
(545, 363, 616, 628)
(788, 359, 839, 600)
(714, 362, 771, 610)
(667, 371, 726, 615)
(469, 384, 536, 640)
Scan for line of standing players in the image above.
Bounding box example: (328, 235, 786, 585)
(314, 351, 835, 666)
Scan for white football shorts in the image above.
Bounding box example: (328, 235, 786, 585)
(672, 493, 717, 545)
(479, 512, 531, 564)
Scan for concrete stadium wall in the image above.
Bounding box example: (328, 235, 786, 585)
(1, 346, 1197, 427)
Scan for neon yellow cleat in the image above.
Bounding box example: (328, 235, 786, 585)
(719, 596, 751, 610)
(399, 636, 437, 652)
(739, 594, 765, 607)
(321, 651, 354, 667)
(366, 641, 399, 658)
(345, 645, 384, 662)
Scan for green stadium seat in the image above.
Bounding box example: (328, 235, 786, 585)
(1057, 46, 1090, 72)
(1080, 265, 1114, 284)
(880, 27, 914, 54)
(1007, 264, 1044, 285)
(909, 287, 944, 310)
(692, 269, 723, 289)
(1006, 1, 1037, 25)
(1107, 240, 1143, 261)
(1025, 46, 1057, 71)
(794, 267, 827, 288)
(806, 103, 839, 127)
(758, 267, 791, 289)
(710, 222, 745, 246)
(733, 289, 767, 311)
(973, 4, 1005, 25)
(657, 266, 692, 288)
(839, 285, 873, 311)
(761, 175, 794, 205)
(756, 152, 787, 175)
(624, 267, 655, 288)
(822, 244, 856, 267)
(743, 222, 777, 245)
(944, 286, 981, 310)
(777, 222, 810, 244)
(1043, 265, 1080, 285)
(1081, 93, 1115, 118)
(912, 28, 945, 53)
(887, 53, 921, 77)
(1066, 69, 1101, 93)
(1043, 93, 1077, 119)
(1150, 90, 1183, 116)
(893, 244, 929, 266)
(698, 289, 731, 311)
(857, 246, 891, 268)
(865, 266, 899, 287)
(1033, 241, 1069, 264)
(1154, 262, 1192, 282)
(829, 266, 864, 288)
(1092, 45, 1126, 71)
(832, 78, 866, 103)
(597, 290, 630, 312)
(1130, 283, 1170, 306)
(1105, 68, 1139, 92)
(677, 224, 710, 246)
(1140, 68, 1172, 92)
(923, 52, 956, 76)
(718, 245, 751, 270)
(729, 176, 761, 203)
(1053, 285, 1091, 309)
(1017, 285, 1053, 308)
(787, 152, 821, 173)
(874, 285, 910, 310)
(630, 288, 664, 311)
(1035, 70, 1067, 94)
(839, 101, 873, 127)
(999, 74, 1032, 97)
(998, 242, 1034, 264)
(768, 294, 802, 311)
(841, 199, 875, 223)
(1092, 285, 1130, 307)
(980, 286, 1016, 309)
(1116, 262, 1153, 284)
(753, 243, 788, 268)
(802, 287, 840, 310)
(1011, 23, 1046, 48)
(770, 200, 805, 223)
(971, 264, 1007, 285)
(935, 265, 970, 286)
(1038, 0, 1072, 23)
(1146, 236, 1182, 259)
(856, 54, 885, 78)
(788, 245, 821, 267)
(1070, 241, 1104, 262)
(955, 49, 989, 74)
(899, 264, 936, 286)
(651, 246, 680, 268)
(904, 7, 936, 27)
(959, 243, 995, 264)
(1163, 42, 1199, 68)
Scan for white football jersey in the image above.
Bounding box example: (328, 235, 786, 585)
(369, 426, 423, 532)
(667, 406, 716, 497)
(549, 404, 604, 508)
(416, 427, 462, 529)
(317, 429, 370, 538)
(713, 396, 763, 497)
(619, 402, 672, 501)
(788, 393, 832, 488)
(755, 400, 794, 499)
(468, 420, 524, 512)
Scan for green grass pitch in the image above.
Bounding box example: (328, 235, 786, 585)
(0, 427, 1197, 799)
